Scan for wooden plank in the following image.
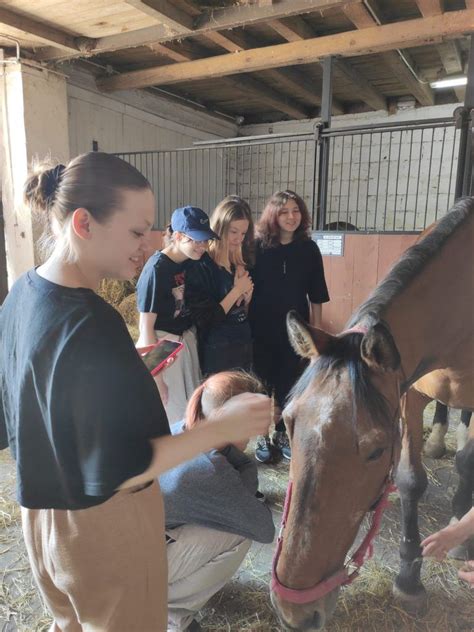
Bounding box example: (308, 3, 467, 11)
(123, 0, 193, 33)
(150, 39, 310, 119)
(437, 39, 463, 74)
(203, 31, 244, 53)
(96, 10, 473, 91)
(351, 235, 379, 311)
(36, 0, 357, 60)
(268, 17, 314, 42)
(342, 1, 376, 28)
(381, 51, 435, 106)
(341, 2, 436, 107)
(334, 58, 386, 110)
(0, 6, 83, 51)
(415, 0, 443, 17)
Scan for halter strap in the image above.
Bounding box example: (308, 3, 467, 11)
(271, 475, 397, 605)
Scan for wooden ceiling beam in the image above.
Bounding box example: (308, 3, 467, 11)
(414, 0, 443, 17)
(269, 11, 385, 111)
(341, 1, 376, 28)
(200, 28, 344, 115)
(343, 1, 435, 106)
(437, 39, 465, 101)
(0, 6, 89, 52)
(123, 0, 193, 33)
(96, 11, 473, 92)
(36, 0, 358, 61)
(334, 59, 386, 110)
(148, 41, 310, 119)
(268, 17, 315, 42)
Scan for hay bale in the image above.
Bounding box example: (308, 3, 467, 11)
(97, 278, 136, 308)
(117, 293, 139, 328)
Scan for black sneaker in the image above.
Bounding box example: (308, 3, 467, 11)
(255, 490, 266, 502)
(273, 430, 291, 460)
(255, 435, 273, 463)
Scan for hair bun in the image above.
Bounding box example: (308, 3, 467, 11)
(44, 164, 66, 200)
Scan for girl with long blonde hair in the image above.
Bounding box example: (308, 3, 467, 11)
(185, 195, 255, 376)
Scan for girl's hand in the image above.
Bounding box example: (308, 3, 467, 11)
(209, 393, 271, 445)
(234, 270, 253, 294)
(421, 524, 465, 561)
(458, 561, 474, 587)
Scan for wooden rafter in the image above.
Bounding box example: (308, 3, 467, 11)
(148, 41, 310, 120)
(437, 40, 465, 101)
(123, 0, 193, 33)
(342, 1, 435, 106)
(0, 6, 88, 52)
(414, 0, 443, 17)
(334, 59, 386, 110)
(269, 13, 385, 111)
(96, 11, 473, 92)
(35, 0, 358, 61)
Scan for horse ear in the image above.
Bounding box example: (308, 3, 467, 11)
(360, 322, 401, 372)
(286, 310, 335, 358)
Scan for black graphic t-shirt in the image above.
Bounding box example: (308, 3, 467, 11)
(136, 252, 192, 335)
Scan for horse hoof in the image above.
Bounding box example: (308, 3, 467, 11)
(393, 584, 428, 615)
(423, 440, 446, 459)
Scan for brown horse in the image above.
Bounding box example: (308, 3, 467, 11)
(270, 197, 474, 631)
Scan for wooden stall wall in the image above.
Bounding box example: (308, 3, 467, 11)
(321, 233, 419, 333)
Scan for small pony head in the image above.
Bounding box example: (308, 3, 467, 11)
(271, 311, 401, 631)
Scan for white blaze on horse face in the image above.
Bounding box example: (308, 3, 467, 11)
(311, 393, 336, 438)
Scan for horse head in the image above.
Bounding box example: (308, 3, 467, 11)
(271, 311, 402, 631)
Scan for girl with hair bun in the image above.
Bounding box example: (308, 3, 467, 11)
(0, 152, 271, 632)
(250, 190, 329, 463)
(185, 195, 255, 376)
(136, 206, 218, 423)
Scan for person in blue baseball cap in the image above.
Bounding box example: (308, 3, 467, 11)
(136, 206, 218, 424)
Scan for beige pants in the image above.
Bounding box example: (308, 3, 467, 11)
(167, 525, 251, 631)
(21, 481, 167, 632)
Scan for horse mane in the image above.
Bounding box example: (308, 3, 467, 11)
(348, 197, 474, 328)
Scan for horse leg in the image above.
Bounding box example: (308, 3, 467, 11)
(393, 389, 429, 613)
(456, 410, 471, 452)
(424, 401, 448, 458)
(449, 418, 474, 559)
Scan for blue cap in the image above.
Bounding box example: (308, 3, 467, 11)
(171, 206, 219, 241)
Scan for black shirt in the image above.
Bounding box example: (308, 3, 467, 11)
(249, 238, 330, 341)
(136, 251, 192, 335)
(185, 253, 251, 345)
(0, 270, 170, 510)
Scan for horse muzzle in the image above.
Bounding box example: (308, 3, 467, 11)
(270, 586, 340, 631)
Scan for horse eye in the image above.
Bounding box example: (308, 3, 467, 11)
(367, 447, 385, 462)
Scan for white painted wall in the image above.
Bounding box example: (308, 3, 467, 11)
(238, 103, 461, 230)
(66, 67, 237, 224)
(0, 63, 70, 285)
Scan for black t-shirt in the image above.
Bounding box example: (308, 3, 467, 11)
(185, 253, 251, 345)
(136, 251, 192, 335)
(249, 238, 330, 341)
(0, 270, 170, 510)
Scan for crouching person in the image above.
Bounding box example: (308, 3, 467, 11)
(159, 371, 275, 632)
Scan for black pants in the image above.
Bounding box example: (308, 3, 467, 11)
(201, 341, 253, 377)
(253, 338, 307, 431)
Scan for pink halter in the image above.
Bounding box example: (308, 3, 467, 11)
(271, 475, 397, 604)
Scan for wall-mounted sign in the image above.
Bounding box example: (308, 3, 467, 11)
(312, 232, 344, 257)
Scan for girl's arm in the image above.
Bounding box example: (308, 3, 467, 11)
(136, 312, 157, 347)
(120, 392, 271, 488)
(422, 507, 474, 560)
(309, 302, 322, 328)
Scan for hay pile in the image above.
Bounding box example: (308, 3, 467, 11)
(97, 278, 140, 342)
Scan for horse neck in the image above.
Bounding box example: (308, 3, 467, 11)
(379, 222, 472, 388)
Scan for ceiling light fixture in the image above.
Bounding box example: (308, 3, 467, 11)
(430, 76, 467, 89)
